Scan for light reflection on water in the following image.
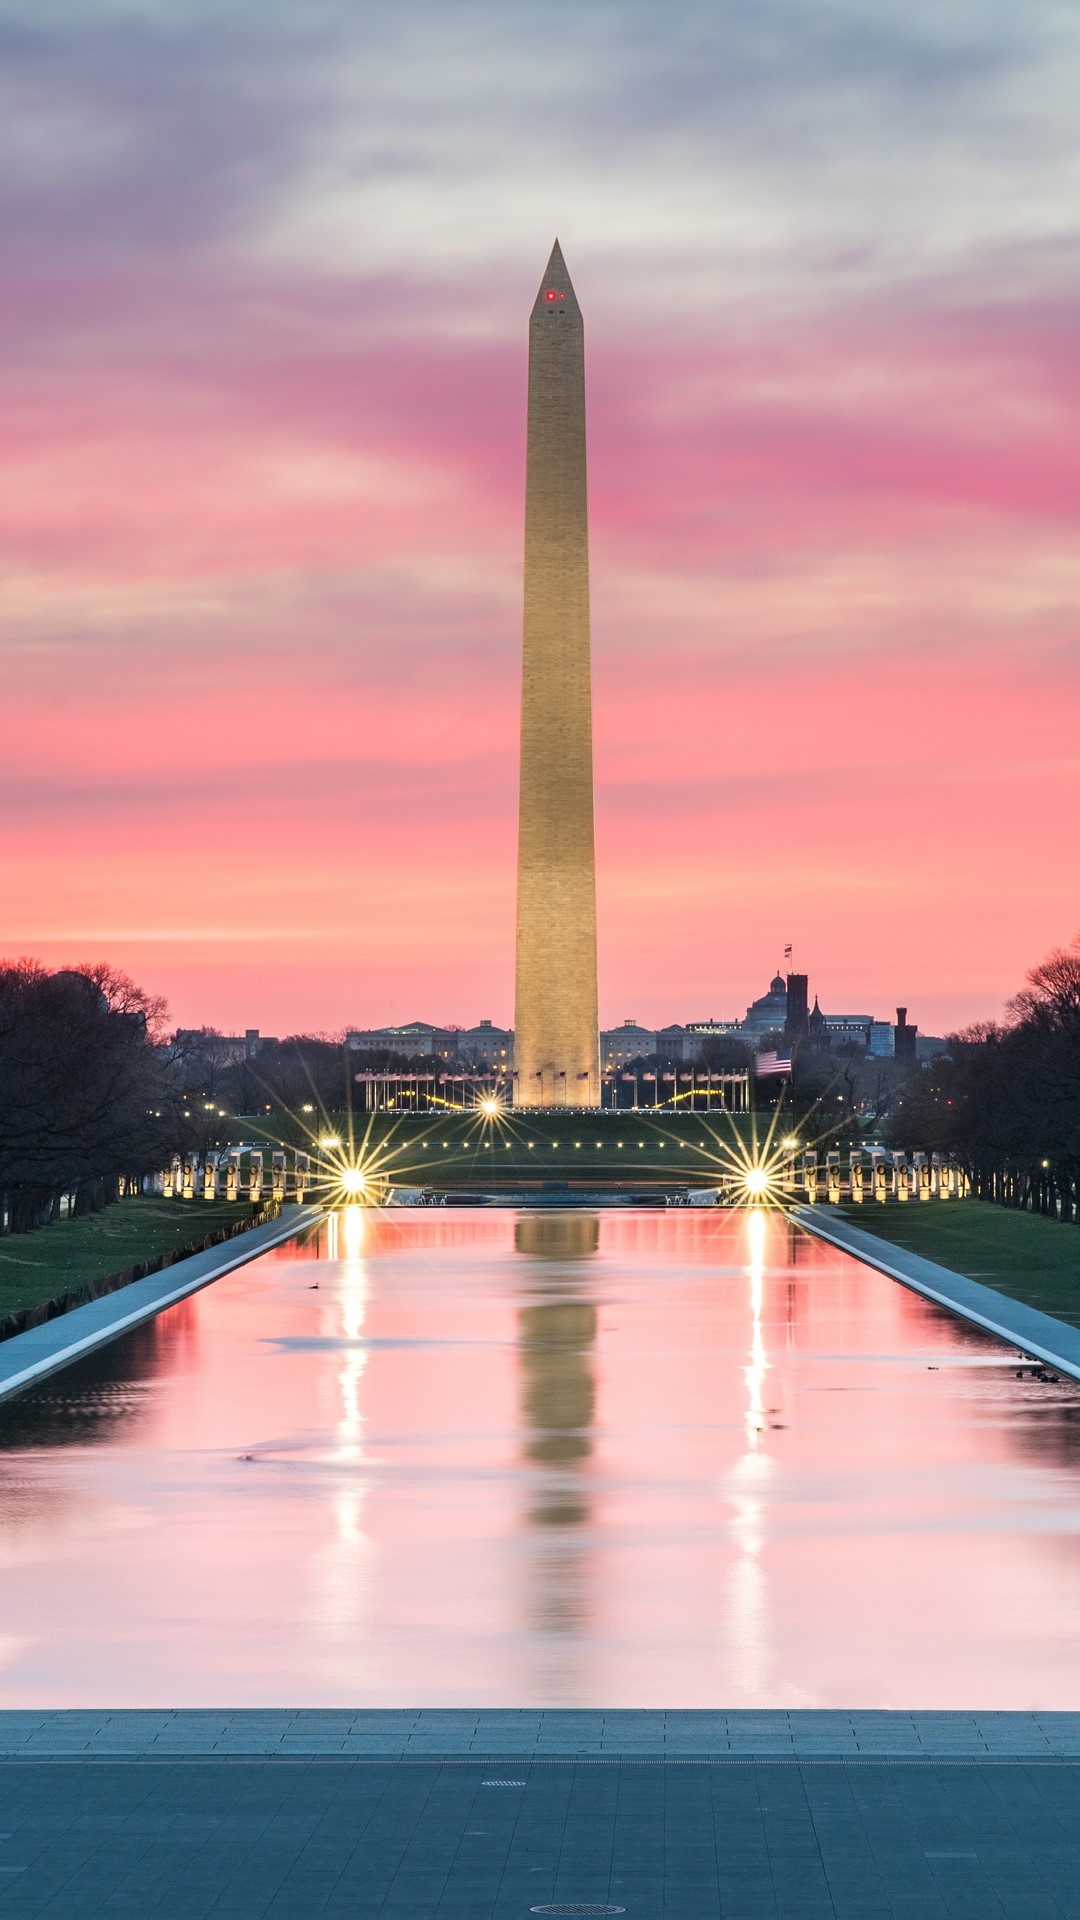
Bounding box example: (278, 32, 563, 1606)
(319, 1205, 371, 1631)
(730, 1208, 769, 1694)
(2, 1207, 1080, 1708)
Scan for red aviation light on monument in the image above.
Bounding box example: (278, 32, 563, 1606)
(545, 290, 565, 302)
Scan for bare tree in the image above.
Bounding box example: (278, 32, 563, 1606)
(0, 959, 180, 1232)
(1008, 936, 1080, 1038)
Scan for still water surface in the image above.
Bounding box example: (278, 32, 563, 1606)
(2, 1208, 1079, 1708)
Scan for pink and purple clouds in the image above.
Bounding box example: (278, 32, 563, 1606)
(2, 0, 1078, 1035)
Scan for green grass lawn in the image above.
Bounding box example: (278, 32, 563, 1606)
(836, 1199, 1080, 1329)
(229, 1107, 782, 1189)
(0, 1197, 259, 1321)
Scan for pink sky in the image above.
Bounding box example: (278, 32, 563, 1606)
(2, 1, 1078, 1037)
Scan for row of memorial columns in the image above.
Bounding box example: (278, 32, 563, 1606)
(161, 1150, 313, 1204)
(788, 1149, 968, 1204)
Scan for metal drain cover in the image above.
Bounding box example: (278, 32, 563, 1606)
(482, 1779, 526, 1786)
(530, 1907, 626, 1916)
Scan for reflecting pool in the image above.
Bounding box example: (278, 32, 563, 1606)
(2, 1208, 1080, 1708)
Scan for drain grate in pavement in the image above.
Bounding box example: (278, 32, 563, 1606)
(482, 1779, 526, 1786)
(530, 1907, 625, 1915)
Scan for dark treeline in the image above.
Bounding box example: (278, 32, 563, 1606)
(892, 938, 1080, 1224)
(629, 1034, 910, 1134)
(0, 961, 181, 1233)
(175, 1034, 514, 1118)
(173, 1032, 356, 1119)
(786, 1045, 912, 1134)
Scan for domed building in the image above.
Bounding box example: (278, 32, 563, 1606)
(742, 973, 788, 1035)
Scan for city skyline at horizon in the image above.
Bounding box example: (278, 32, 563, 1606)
(4, 0, 1078, 1040)
(175, 972, 925, 1050)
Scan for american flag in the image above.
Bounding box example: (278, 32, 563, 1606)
(755, 1049, 792, 1077)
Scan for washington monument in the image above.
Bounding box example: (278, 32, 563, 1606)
(514, 239, 601, 1108)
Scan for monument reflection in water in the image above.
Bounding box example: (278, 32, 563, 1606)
(2, 1207, 1080, 1708)
(516, 1215, 599, 1638)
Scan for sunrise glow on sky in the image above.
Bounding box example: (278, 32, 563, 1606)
(4, 0, 1078, 1037)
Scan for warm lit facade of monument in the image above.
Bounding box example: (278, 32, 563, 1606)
(514, 240, 601, 1108)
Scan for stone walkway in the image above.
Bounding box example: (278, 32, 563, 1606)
(0, 1748, 1077, 1916)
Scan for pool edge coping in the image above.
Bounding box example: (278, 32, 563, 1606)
(3, 1708, 1080, 1762)
(0, 1204, 323, 1404)
(788, 1204, 1080, 1381)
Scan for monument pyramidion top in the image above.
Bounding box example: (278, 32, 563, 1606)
(531, 237, 581, 320)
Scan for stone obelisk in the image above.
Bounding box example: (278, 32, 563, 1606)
(514, 239, 601, 1109)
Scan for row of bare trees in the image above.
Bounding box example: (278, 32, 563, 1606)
(0, 960, 182, 1233)
(892, 938, 1080, 1225)
(169, 1030, 356, 1126)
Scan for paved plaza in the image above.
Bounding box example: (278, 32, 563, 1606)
(0, 1717, 1078, 1916)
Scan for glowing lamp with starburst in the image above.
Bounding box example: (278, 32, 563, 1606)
(743, 1165, 772, 1198)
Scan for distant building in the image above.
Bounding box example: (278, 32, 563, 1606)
(783, 974, 809, 1047)
(173, 1027, 272, 1066)
(869, 1021, 894, 1057)
(893, 1007, 918, 1065)
(601, 1020, 658, 1069)
(458, 1019, 514, 1069)
(743, 974, 790, 1034)
(800, 995, 890, 1054)
(346, 1022, 460, 1063)
(682, 967, 924, 1061)
(818, 1007, 877, 1050)
(656, 1023, 697, 1063)
(333, 970, 928, 1078)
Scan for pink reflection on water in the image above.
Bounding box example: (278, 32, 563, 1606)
(2, 1208, 1080, 1708)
